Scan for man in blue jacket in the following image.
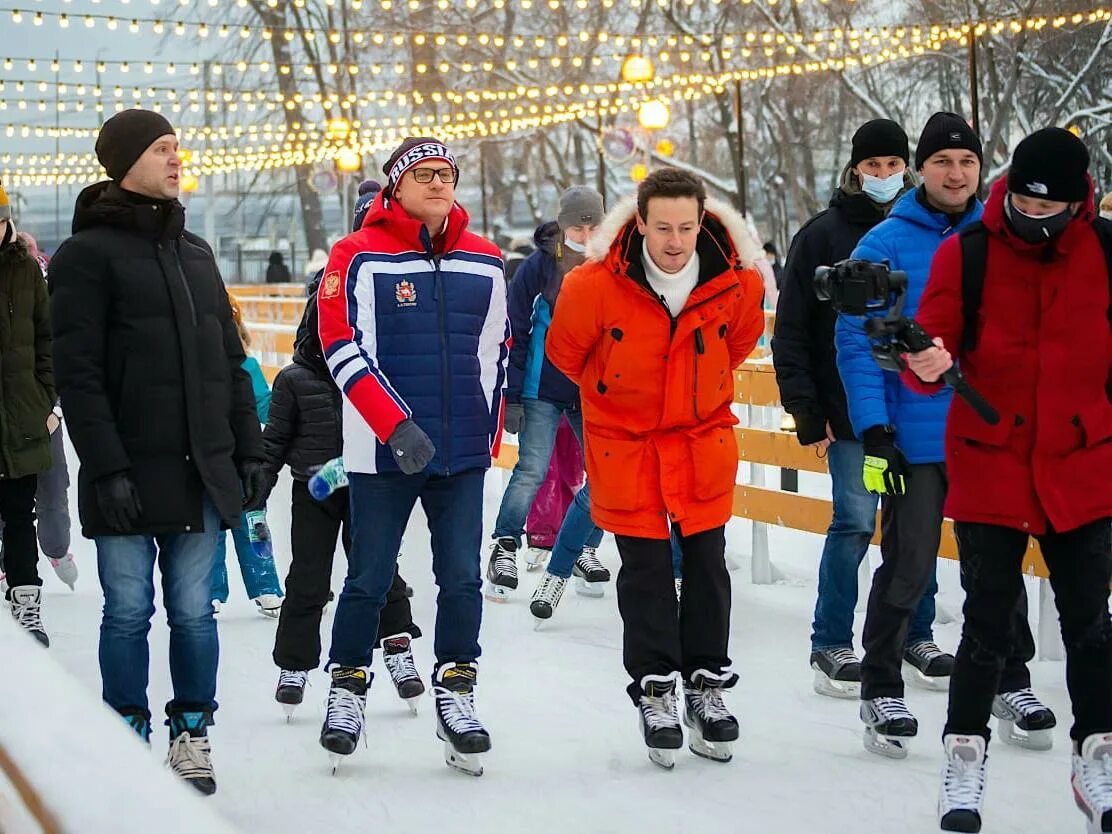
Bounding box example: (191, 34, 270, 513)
(836, 113, 1049, 759)
(486, 186, 607, 599)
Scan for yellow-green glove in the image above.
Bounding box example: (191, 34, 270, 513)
(862, 425, 910, 496)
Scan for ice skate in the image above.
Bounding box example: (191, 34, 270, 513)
(523, 546, 549, 572)
(637, 675, 683, 770)
(903, 640, 954, 691)
(529, 571, 568, 626)
(992, 688, 1056, 752)
(165, 710, 216, 796)
(49, 553, 78, 591)
(275, 670, 308, 722)
(860, 697, 917, 759)
(572, 547, 610, 598)
(382, 633, 425, 714)
(484, 537, 518, 602)
(1072, 733, 1112, 833)
(682, 670, 739, 763)
(810, 647, 861, 699)
(319, 666, 369, 771)
(9, 586, 48, 647)
(433, 663, 490, 777)
(938, 734, 987, 833)
(253, 594, 283, 619)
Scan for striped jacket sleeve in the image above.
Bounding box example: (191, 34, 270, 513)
(317, 236, 413, 442)
(477, 257, 511, 455)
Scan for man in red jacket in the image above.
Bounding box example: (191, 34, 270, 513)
(906, 128, 1112, 833)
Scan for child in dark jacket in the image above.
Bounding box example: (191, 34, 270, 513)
(263, 290, 425, 714)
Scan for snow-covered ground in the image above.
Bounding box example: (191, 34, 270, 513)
(29, 434, 1081, 833)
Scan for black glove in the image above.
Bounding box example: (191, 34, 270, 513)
(387, 419, 436, 475)
(792, 412, 828, 446)
(503, 402, 524, 435)
(95, 472, 143, 533)
(239, 460, 270, 511)
(862, 425, 911, 496)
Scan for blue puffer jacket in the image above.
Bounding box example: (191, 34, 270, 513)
(506, 221, 580, 408)
(835, 187, 982, 463)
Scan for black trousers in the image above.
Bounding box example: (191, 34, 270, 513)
(614, 525, 732, 703)
(946, 518, 1112, 743)
(860, 463, 1035, 699)
(0, 475, 40, 592)
(273, 480, 420, 671)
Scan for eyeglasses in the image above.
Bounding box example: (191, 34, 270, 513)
(411, 167, 458, 184)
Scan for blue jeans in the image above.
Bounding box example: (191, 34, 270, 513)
(96, 496, 221, 716)
(810, 440, 936, 651)
(330, 470, 485, 669)
(494, 399, 583, 547)
(546, 483, 605, 578)
(211, 509, 284, 603)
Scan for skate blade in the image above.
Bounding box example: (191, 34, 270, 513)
(443, 741, 483, 777)
(902, 662, 950, 692)
(1073, 789, 1112, 834)
(689, 736, 733, 763)
(997, 718, 1053, 752)
(533, 616, 547, 631)
(404, 697, 420, 716)
(282, 703, 298, 722)
(811, 666, 860, 700)
(573, 576, 605, 598)
(484, 581, 512, 603)
(863, 728, 911, 760)
(648, 748, 676, 770)
(328, 753, 344, 775)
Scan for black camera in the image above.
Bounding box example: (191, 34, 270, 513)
(814, 260, 908, 316)
(814, 259, 999, 425)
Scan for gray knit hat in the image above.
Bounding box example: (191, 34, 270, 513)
(557, 186, 604, 229)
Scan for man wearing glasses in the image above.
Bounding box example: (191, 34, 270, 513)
(316, 137, 509, 776)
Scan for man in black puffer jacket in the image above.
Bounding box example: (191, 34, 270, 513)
(264, 226, 424, 713)
(48, 110, 266, 794)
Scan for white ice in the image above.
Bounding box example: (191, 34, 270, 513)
(29, 434, 1080, 833)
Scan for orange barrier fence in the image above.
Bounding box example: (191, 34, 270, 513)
(232, 289, 1048, 578)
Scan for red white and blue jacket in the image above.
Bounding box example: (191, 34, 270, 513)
(317, 194, 509, 476)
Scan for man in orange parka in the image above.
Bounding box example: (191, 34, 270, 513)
(546, 168, 765, 768)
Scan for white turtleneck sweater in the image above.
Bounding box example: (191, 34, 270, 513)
(642, 241, 700, 316)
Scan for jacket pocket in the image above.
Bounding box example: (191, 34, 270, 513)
(585, 434, 651, 513)
(688, 426, 738, 501)
(1077, 397, 1112, 448)
(952, 412, 1014, 448)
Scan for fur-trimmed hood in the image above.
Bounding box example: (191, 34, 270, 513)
(585, 194, 764, 267)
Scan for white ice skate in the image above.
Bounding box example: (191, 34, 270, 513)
(49, 553, 78, 591)
(860, 697, 918, 760)
(1072, 733, 1112, 833)
(938, 734, 987, 833)
(992, 688, 1056, 752)
(523, 546, 549, 572)
(254, 594, 283, 619)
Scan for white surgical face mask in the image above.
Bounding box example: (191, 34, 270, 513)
(563, 237, 586, 253)
(860, 172, 904, 204)
(1102, 210, 1112, 221)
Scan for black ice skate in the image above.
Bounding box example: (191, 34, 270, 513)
(484, 537, 518, 601)
(529, 571, 568, 626)
(319, 666, 369, 772)
(992, 688, 1056, 751)
(810, 647, 861, 700)
(938, 734, 987, 833)
(682, 670, 739, 763)
(382, 633, 425, 714)
(275, 669, 308, 722)
(433, 663, 491, 777)
(572, 547, 610, 598)
(637, 675, 684, 770)
(903, 640, 954, 691)
(165, 709, 216, 796)
(860, 697, 918, 759)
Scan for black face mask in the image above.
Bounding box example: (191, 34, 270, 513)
(1005, 195, 1073, 244)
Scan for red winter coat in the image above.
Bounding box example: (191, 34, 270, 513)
(546, 197, 766, 539)
(905, 177, 1112, 535)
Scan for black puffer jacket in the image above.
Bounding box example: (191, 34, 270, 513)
(49, 182, 264, 536)
(771, 169, 913, 445)
(262, 292, 342, 481)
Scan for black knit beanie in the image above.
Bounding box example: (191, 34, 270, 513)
(850, 119, 910, 167)
(95, 109, 176, 182)
(914, 112, 983, 170)
(1007, 127, 1090, 203)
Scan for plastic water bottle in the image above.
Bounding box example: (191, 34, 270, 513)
(245, 509, 270, 543)
(309, 457, 348, 501)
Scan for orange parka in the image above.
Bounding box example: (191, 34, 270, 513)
(546, 196, 766, 539)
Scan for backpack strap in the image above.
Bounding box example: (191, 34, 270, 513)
(1091, 216, 1112, 330)
(958, 222, 990, 353)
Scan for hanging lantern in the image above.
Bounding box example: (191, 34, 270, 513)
(336, 147, 361, 172)
(621, 54, 655, 84)
(638, 100, 670, 131)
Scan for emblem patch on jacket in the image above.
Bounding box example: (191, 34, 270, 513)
(322, 271, 341, 299)
(395, 280, 417, 307)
